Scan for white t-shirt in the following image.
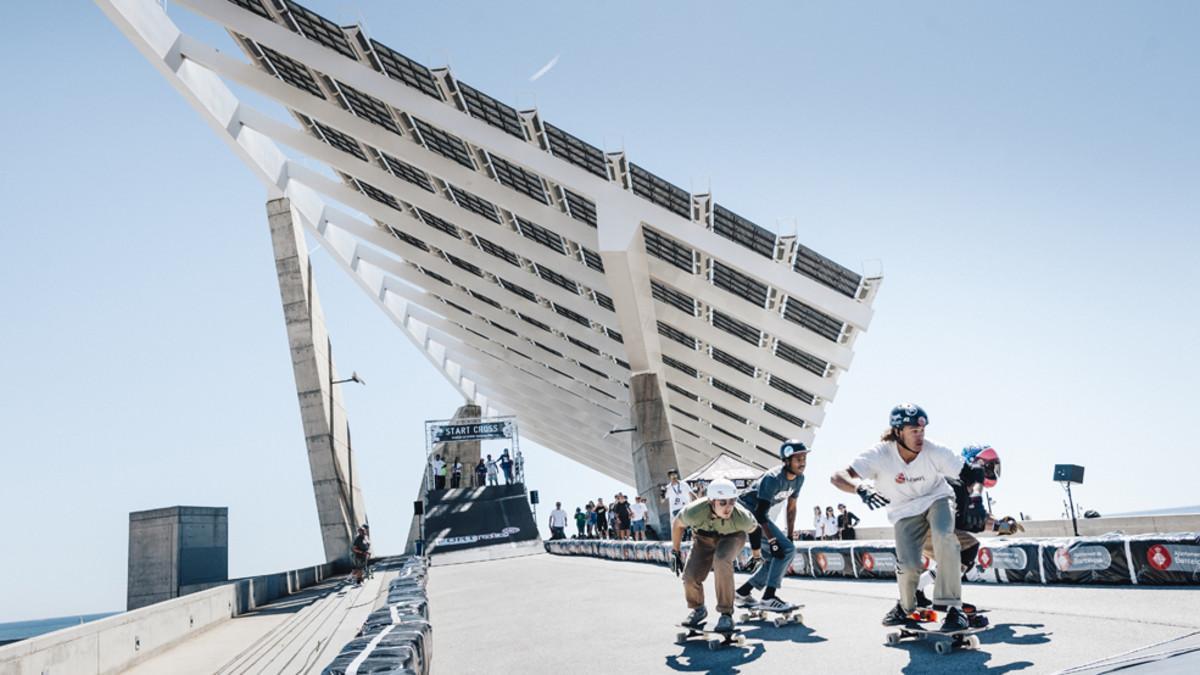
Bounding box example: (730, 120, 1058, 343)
(549, 508, 568, 528)
(850, 440, 963, 524)
(629, 502, 648, 522)
(432, 459, 445, 474)
(665, 482, 695, 516)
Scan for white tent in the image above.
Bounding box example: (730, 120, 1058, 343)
(684, 454, 764, 492)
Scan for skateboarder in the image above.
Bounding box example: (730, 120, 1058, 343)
(734, 439, 808, 611)
(831, 403, 972, 633)
(671, 479, 757, 633)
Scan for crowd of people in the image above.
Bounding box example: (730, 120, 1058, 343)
(810, 503, 860, 540)
(548, 492, 657, 541)
(429, 449, 524, 490)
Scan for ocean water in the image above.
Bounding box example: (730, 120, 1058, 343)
(0, 612, 117, 645)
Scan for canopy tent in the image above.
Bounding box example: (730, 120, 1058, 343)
(683, 454, 764, 492)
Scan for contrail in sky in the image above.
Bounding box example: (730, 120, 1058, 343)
(529, 55, 560, 82)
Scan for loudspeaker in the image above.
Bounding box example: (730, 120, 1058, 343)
(1053, 464, 1085, 484)
(413, 500, 424, 516)
(530, 490, 539, 505)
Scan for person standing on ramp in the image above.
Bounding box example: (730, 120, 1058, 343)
(734, 439, 809, 611)
(671, 479, 757, 633)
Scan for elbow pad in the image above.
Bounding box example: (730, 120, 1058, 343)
(749, 528, 762, 550)
(754, 499, 772, 525)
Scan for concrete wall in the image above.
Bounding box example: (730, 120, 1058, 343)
(0, 561, 339, 675)
(127, 506, 228, 610)
(853, 513, 1200, 541)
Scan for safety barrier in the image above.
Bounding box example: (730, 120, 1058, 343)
(323, 556, 432, 675)
(546, 532, 1200, 585)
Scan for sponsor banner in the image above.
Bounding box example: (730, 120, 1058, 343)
(976, 540, 1042, 584)
(811, 547, 855, 577)
(852, 545, 899, 579)
(1040, 537, 1130, 584)
(427, 418, 514, 444)
(1129, 535, 1200, 584)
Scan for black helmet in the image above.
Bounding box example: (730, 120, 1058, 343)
(889, 403, 929, 429)
(780, 439, 809, 460)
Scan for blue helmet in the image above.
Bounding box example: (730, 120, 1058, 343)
(781, 439, 809, 460)
(889, 403, 929, 429)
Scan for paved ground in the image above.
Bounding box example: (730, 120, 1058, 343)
(428, 553, 1200, 674)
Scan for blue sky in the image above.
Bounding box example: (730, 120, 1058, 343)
(0, 1, 1197, 621)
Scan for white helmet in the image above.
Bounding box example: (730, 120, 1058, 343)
(706, 479, 738, 501)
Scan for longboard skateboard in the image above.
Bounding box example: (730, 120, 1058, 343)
(886, 623, 986, 655)
(675, 624, 746, 650)
(739, 603, 805, 627)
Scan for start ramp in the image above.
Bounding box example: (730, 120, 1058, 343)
(423, 485, 541, 564)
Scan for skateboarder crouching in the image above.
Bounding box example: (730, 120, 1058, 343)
(831, 403, 972, 633)
(671, 479, 757, 634)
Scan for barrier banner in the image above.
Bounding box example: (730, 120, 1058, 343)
(810, 546, 856, 578)
(1040, 536, 1131, 584)
(976, 539, 1042, 584)
(852, 544, 900, 580)
(1129, 534, 1200, 585)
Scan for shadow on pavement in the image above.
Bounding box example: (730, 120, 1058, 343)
(890, 622, 1052, 673)
(738, 622, 828, 645)
(665, 642, 766, 674)
(980, 622, 1053, 646)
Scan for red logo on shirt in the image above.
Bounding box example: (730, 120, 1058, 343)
(1148, 544, 1172, 571)
(895, 473, 907, 484)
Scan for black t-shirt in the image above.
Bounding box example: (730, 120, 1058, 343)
(353, 533, 370, 555)
(594, 505, 607, 524)
(838, 511, 859, 530)
(612, 501, 631, 523)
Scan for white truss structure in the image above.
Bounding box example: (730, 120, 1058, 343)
(97, 0, 882, 482)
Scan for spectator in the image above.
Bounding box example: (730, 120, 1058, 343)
(812, 506, 825, 539)
(500, 451, 514, 485)
(664, 469, 696, 524)
(607, 506, 617, 537)
(594, 498, 608, 538)
(474, 458, 487, 487)
(629, 495, 649, 541)
(485, 454, 499, 486)
(451, 458, 463, 489)
(514, 449, 525, 483)
(612, 493, 632, 540)
(586, 502, 597, 538)
(351, 524, 370, 586)
(574, 506, 587, 538)
(824, 506, 839, 540)
(549, 502, 568, 540)
(432, 454, 446, 491)
(837, 503, 860, 540)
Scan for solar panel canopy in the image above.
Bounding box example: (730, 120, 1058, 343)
(98, 0, 882, 482)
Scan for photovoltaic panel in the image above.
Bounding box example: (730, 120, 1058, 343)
(410, 117, 475, 169)
(441, 298, 471, 315)
(519, 313, 552, 333)
(670, 404, 700, 420)
(650, 280, 695, 316)
(553, 303, 591, 328)
(629, 163, 690, 219)
(537, 343, 563, 358)
(416, 208, 460, 239)
(474, 236, 521, 266)
(225, 0, 270, 19)
(767, 374, 815, 405)
(368, 39, 442, 100)
(711, 260, 769, 308)
(489, 154, 548, 204)
(256, 43, 325, 99)
(712, 204, 776, 259)
(335, 81, 401, 134)
(657, 322, 697, 350)
(711, 347, 755, 377)
(353, 178, 401, 210)
(499, 278, 537, 303)
(488, 319, 519, 337)
(534, 264, 580, 294)
(543, 123, 608, 179)
(774, 340, 828, 377)
(448, 185, 501, 223)
(568, 336, 601, 356)
(562, 189, 597, 228)
(507, 347, 531, 360)
(469, 290, 502, 310)
(614, 357, 630, 369)
(379, 152, 434, 192)
(712, 425, 743, 442)
(607, 329, 624, 345)
(763, 402, 807, 429)
(643, 227, 694, 273)
(712, 404, 748, 425)
(711, 310, 761, 346)
(444, 253, 483, 277)
(516, 217, 566, 254)
(280, 0, 357, 60)
(387, 225, 428, 251)
(712, 378, 751, 403)
(793, 242, 862, 299)
(580, 247, 604, 272)
(417, 266, 452, 286)
(662, 355, 698, 379)
(758, 426, 786, 442)
(593, 291, 614, 312)
(308, 118, 366, 160)
(457, 81, 525, 139)
(578, 362, 607, 379)
(667, 385, 699, 403)
(782, 297, 844, 342)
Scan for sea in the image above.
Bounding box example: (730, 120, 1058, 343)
(0, 613, 117, 646)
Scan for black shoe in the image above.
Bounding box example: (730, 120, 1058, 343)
(932, 601, 977, 614)
(940, 607, 969, 633)
(915, 589, 932, 608)
(968, 613, 990, 629)
(882, 602, 912, 627)
(714, 614, 735, 634)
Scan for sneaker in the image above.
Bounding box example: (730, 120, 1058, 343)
(940, 607, 970, 633)
(744, 556, 765, 574)
(714, 614, 735, 634)
(683, 606, 708, 628)
(735, 592, 758, 608)
(932, 601, 978, 614)
(968, 613, 990, 629)
(754, 596, 795, 612)
(915, 589, 932, 608)
(882, 602, 912, 627)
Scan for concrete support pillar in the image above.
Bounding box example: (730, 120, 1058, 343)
(435, 403, 483, 482)
(267, 198, 365, 565)
(629, 372, 683, 537)
(127, 506, 228, 610)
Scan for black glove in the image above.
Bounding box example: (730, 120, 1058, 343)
(744, 556, 765, 573)
(671, 549, 684, 577)
(768, 538, 786, 560)
(964, 496, 988, 531)
(857, 485, 890, 510)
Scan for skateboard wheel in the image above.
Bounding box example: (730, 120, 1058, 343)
(794, 613, 804, 624)
(739, 613, 751, 623)
(967, 636, 980, 650)
(735, 636, 747, 646)
(886, 632, 900, 645)
(934, 641, 950, 655)
(707, 639, 720, 650)
(676, 632, 688, 643)
(773, 617, 785, 627)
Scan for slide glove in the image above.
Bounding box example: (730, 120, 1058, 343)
(964, 496, 989, 531)
(671, 549, 684, 577)
(857, 485, 890, 510)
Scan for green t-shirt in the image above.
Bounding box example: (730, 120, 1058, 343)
(676, 497, 757, 535)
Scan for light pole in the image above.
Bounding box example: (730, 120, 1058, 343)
(330, 365, 366, 542)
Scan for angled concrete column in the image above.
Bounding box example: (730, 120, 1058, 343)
(630, 373, 682, 537)
(268, 198, 365, 564)
(435, 403, 483, 472)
